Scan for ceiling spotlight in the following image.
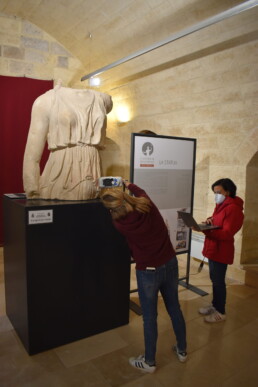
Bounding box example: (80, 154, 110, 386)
(88, 77, 100, 87)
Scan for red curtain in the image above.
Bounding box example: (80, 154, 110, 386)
(0, 76, 53, 245)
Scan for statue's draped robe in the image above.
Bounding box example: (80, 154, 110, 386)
(23, 87, 112, 200)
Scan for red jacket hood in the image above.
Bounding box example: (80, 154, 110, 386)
(214, 196, 244, 214)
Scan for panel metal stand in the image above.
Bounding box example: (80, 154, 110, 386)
(178, 280, 208, 296)
(129, 259, 142, 316)
(129, 298, 142, 316)
(179, 252, 208, 296)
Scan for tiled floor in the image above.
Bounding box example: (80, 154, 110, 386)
(0, 247, 258, 387)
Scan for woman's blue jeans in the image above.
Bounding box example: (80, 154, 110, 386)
(208, 259, 228, 315)
(136, 256, 186, 365)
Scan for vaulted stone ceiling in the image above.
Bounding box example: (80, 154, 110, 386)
(0, 0, 247, 88)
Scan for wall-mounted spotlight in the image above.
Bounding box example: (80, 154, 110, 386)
(116, 105, 130, 123)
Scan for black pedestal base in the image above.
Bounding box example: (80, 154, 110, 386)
(3, 197, 131, 355)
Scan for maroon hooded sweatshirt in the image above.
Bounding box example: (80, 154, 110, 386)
(202, 196, 244, 264)
(113, 184, 176, 270)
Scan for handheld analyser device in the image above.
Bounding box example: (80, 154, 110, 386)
(98, 176, 123, 188)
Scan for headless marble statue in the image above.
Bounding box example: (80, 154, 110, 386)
(23, 85, 113, 200)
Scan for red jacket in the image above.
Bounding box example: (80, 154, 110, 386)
(202, 196, 244, 264)
(113, 184, 176, 270)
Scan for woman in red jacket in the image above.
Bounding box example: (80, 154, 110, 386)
(197, 178, 244, 323)
(101, 181, 187, 373)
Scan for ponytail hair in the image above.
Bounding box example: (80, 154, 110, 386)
(100, 188, 151, 220)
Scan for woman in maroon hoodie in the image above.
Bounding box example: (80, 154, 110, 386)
(101, 181, 187, 373)
(197, 178, 244, 323)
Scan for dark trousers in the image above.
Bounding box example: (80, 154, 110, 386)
(136, 257, 186, 365)
(209, 259, 228, 315)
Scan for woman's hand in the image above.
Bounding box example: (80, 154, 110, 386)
(205, 217, 213, 225)
(123, 179, 131, 188)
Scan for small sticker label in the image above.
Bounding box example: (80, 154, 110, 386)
(28, 210, 53, 225)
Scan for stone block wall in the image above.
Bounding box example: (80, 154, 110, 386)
(241, 152, 258, 265)
(0, 13, 83, 85)
(103, 8, 258, 282)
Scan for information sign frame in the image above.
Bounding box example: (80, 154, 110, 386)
(130, 133, 207, 298)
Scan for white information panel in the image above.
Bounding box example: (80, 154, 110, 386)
(130, 134, 196, 254)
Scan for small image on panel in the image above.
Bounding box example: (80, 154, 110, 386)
(176, 231, 187, 241)
(176, 240, 186, 249)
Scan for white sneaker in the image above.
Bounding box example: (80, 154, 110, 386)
(129, 355, 156, 373)
(173, 346, 187, 363)
(204, 310, 226, 323)
(199, 304, 216, 315)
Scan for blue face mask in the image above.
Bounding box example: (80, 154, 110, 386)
(215, 193, 226, 204)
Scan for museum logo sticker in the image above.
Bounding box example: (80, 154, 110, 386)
(140, 142, 154, 167)
(142, 142, 154, 156)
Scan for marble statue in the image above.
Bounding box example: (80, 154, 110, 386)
(23, 85, 113, 200)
